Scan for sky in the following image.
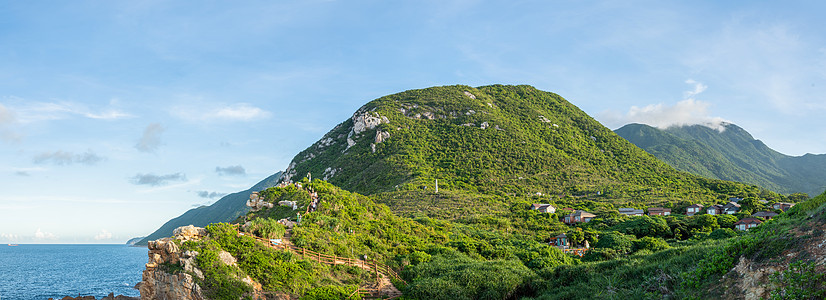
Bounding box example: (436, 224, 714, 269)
(1, 1, 825, 243)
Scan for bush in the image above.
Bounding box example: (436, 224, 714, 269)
(405, 252, 536, 300)
(708, 228, 737, 240)
(581, 248, 619, 262)
(246, 217, 286, 239)
(768, 261, 825, 300)
(595, 231, 634, 254)
(632, 237, 669, 253)
(301, 285, 361, 300)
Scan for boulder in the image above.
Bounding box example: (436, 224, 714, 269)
(172, 225, 206, 240)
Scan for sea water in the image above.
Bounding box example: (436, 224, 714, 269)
(0, 244, 147, 300)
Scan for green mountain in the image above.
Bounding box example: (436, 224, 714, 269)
(136, 172, 281, 245)
(280, 85, 768, 217)
(169, 85, 813, 299)
(615, 123, 826, 196)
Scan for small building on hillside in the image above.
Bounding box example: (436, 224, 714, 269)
(772, 202, 796, 212)
(530, 203, 556, 213)
(618, 208, 644, 217)
(752, 211, 779, 220)
(734, 218, 763, 231)
(648, 207, 671, 216)
(564, 210, 597, 224)
(686, 204, 704, 216)
(729, 197, 744, 203)
(723, 202, 741, 214)
(549, 233, 569, 248)
(707, 205, 724, 215)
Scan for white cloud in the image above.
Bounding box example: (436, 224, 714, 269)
(173, 103, 271, 122)
(94, 229, 112, 240)
(195, 190, 228, 199)
(683, 79, 707, 99)
(682, 21, 826, 114)
(0, 103, 21, 142)
(215, 165, 246, 176)
(135, 123, 165, 153)
(130, 172, 187, 186)
(33, 150, 106, 166)
(14, 101, 132, 123)
(1, 233, 20, 241)
(34, 228, 57, 240)
(600, 80, 730, 131)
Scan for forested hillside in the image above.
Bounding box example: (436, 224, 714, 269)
(282, 85, 770, 216)
(616, 123, 826, 196)
(151, 85, 818, 299)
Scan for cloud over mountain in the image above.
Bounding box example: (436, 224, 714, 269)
(599, 80, 730, 131)
(195, 190, 228, 199)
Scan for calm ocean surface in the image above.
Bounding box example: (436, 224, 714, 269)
(0, 244, 147, 300)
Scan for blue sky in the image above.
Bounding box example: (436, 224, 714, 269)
(1, 1, 824, 243)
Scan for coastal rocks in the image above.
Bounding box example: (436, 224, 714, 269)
(172, 225, 207, 241)
(139, 226, 206, 300)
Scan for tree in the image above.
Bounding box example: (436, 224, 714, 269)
(567, 228, 585, 246)
(715, 214, 739, 229)
(595, 231, 633, 254)
(788, 193, 810, 203)
(632, 236, 669, 252)
(690, 215, 720, 233)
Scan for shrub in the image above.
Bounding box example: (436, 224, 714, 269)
(708, 228, 737, 240)
(300, 285, 361, 300)
(246, 217, 287, 239)
(768, 261, 825, 300)
(632, 237, 669, 253)
(595, 231, 634, 254)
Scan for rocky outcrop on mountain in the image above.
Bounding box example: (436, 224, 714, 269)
(138, 226, 206, 300)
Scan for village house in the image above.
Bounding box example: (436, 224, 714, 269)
(734, 218, 763, 231)
(723, 202, 741, 214)
(648, 207, 671, 216)
(772, 202, 796, 212)
(618, 208, 644, 217)
(729, 197, 743, 203)
(706, 204, 723, 215)
(549, 233, 569, 248)
(564, 210, 596, 224)
(530, 203, 556, 213)
(752, 211, 779, 219)
(686, 204, 704, 216)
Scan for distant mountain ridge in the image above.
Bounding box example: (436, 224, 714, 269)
(136, 172, 282, 245)
(615, 123, 826, 196)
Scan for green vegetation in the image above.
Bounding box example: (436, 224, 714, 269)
(768, 261, 825, 300)
(284, 85, 776, 215)
(616, 122, 826, 197)
(161, 85, 826, 299)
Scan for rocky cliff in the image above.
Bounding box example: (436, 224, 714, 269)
(138, 225, 206, 300)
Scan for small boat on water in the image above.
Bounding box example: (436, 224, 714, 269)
(7, 244, 18, 246)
